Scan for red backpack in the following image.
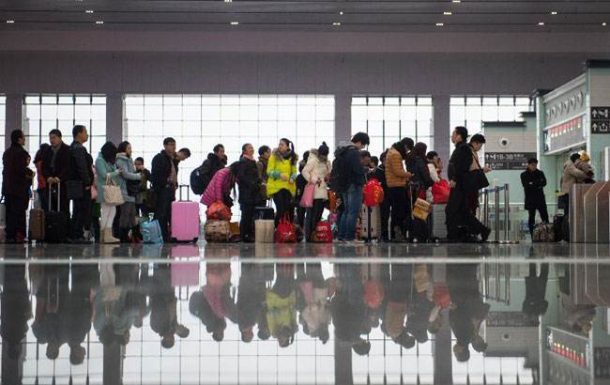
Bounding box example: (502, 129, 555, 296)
(363, 178, 384, 207)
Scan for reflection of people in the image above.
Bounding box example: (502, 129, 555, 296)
(380, 263, 416, 349)
(1, 266, 31, 385)
(190, 264, 236, 342)
(237, 264, 267, 343)
(266, 264, 298, 348)
(332, 264, 370, 355)
(522, 263, 549, 323)
(148, 265, 190, 348)
(447, 264, 490, 362)
(297, 263, 331, 344)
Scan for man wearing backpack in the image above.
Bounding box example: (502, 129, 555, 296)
(191, 144, 226, 196)
(331, 132, 370, 245)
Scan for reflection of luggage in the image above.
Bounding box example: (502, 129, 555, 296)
(170, 245, 200, 287)
(204, 220, 231, 243)
(29, 205, 45, 242)
(255, 220, 274, 243)
(532, 223, 555, 242)
(171, 185, 200, 243)
(45, 185, 69, 243)
(360, 205, 380, 241)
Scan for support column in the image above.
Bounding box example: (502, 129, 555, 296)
(5, 94, 24, 149)
(432, 95, 451, 178)
(335, 93, 352, 146)
(106, 93, 124, 144)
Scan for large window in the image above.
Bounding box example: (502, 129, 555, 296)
(23, 94, 107, 156)
(351, 96, 434, 158)
(449, 95, 532, 137)
(124, 94, 335, 190)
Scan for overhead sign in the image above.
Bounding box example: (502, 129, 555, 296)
(591, 107, 610, 134)
(485, 152, 536, 170)
(543, 115, 586, 154)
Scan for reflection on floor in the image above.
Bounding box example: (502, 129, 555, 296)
(0, 243, 609, 385)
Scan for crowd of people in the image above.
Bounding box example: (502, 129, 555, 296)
(2, 123, 597, 244)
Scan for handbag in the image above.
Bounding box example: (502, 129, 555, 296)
(206, 201, 232, 221)
(363, 178, 384, 207)
(464, 169, 490, 191)
(274, 214, 297, 243)
(412, 198, 432, 221)
(103, 176, 125, 206)
(299, 183, 315, 208)
(431, 179, 451, 204)
(66, 180, 84, 200)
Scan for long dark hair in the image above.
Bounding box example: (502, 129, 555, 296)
(279, 138, 298, 165)
(117, 141, 130, 155)
(100, 141, 118, 164)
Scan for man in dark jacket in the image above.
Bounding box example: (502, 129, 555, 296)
(151, 137, 177, 241)
(237, 144, 262, 243)
(446, 126, 490, 242)
(333, 132, 370, 244)
(521, 158, 549, 237)
(198, 144, 226, 189)
(2, 130, 32, 243)
(43, 129, 71, 214)
(69, 125, 94, 244)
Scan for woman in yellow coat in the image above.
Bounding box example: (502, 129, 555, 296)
(266, 138, 298, 225)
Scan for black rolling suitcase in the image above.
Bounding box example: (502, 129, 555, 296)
(255, 201, 275, 220)
(45, 184, 69, 243)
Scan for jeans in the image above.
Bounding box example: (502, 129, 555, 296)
(154, 187, 175, 242)
(338, 184, 363, 241)
(5, 194, 29, 241)
(272, 189, 294, 227)
(71, 189, 92, 240)
(240, 203, 255, 241)
(528, 206, 549, 235)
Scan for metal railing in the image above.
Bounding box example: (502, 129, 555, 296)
(480, 183, 519, 244)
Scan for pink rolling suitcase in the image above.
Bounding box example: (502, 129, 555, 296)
(171, 185, 200, 243)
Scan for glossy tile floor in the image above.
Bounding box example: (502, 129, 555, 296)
(0, 242, 609, 385)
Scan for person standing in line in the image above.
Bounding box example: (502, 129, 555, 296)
(372, 150, 390, 242)
(43, 129, 71, 214)
(33, 143, 50, 211)
(237, 143, 263, 243)
(2, 130, 33, 243)
(385, 138, 413, 243)
(467, 134, 491, 216)
(333, 132, 370, 244)
(116, 141, 143, 242)
(257, 145, 271, 201)
(446, 126, 490, 242)
(151, 138, 178, 241)
(295, 151, 311, 232)
(266, 138, 298, 226)
(95, 142, 121, 244)
(68, 125, 94, 244)
(134, 157, 151, 217)
(301, 142, 331, 241)
(559, 153, 588, 218)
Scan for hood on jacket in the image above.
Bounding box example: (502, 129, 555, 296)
(334, 144, 355, 159)
(272, 148, 298, 162)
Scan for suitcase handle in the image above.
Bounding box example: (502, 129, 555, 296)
(178, 184, 190, 201)
(48, 182, 61, 212)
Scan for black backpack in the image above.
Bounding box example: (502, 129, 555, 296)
(329, 147, 350, 193)
(190, 166, 206, 195)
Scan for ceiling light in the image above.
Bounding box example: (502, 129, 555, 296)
(551, 11, 558, 15)
(6, 19, 15, 24)
(538, 21, 545, 26)
(603, 22, 607, 26)
(339, 11, 344, 15)
(95, 20, 104, 25)
(85, 9, 94, 14)
(230, 21, 239, 25)
(443, 11, 453, 15)
(436, 22, 444, 26)
(333, 21, 341, 26)
(224, 0, 232, 2)
(452, 0, 461, 3)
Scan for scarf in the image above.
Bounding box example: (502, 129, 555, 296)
(242, 153, 255, 161)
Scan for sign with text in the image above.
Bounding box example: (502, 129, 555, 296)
(543, 115, 585, 154)
(591, 107, 610, 134)
(485, 152, 536, 170)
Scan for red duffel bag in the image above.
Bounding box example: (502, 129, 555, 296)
(431, 179, 451, 204)
(274, 214, 297, 243)
(363, 178, 384, 207)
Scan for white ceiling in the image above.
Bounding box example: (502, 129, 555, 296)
(2, 0, 610, 32)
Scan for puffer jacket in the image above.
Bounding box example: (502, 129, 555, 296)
(266, 149, 298, 197)
(115, 153, 142, 203)
(385, 147, 411, 188)
(94, 154, 120, 204)
(201, 168, 234, 206)
(301, 149, 331, 200)
(561, 160, 587, 194)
